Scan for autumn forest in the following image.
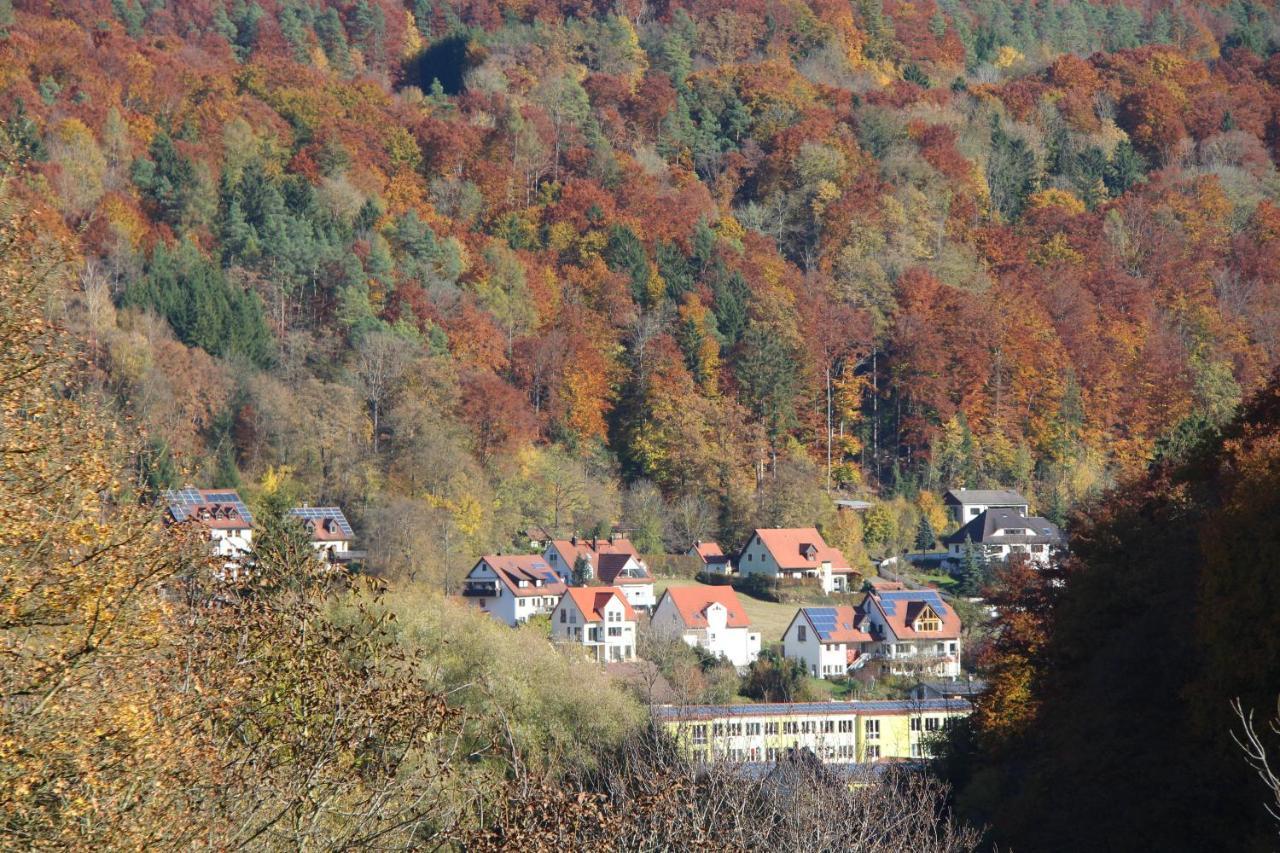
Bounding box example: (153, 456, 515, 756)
(5, 0, 1280, 848)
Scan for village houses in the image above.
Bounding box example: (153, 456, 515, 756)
(941, 508, 1063, 567)
(736, 528, 856, 593)
(551, 586, 638, 663)
(780, 590, 963, 680)
(652, 586, 761, 669)
(942, 488, 1030, 525)
(461, 554, 566, 627)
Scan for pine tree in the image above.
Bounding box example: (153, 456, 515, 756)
(916, 514, 937, 553)
(957, 535, 987, 596)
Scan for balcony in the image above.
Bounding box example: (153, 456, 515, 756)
(461, 581, 500, 597)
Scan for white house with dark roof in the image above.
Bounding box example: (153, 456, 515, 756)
(736, 528, 855, 593)
(163, 487, 254, 560)
(461, 554, 566, 627)
(860, 590, 962, 679)
(942, 488, 1029, 525)
(780, 605, 872, 678)
(289, 505, 356, 562)
(652, 586, 761, 668)
(551, 587, 637, 662)
(941, 508, 1063, 566)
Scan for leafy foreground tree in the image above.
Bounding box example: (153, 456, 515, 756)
(469, 728, 981, 851)
(0, 186, 477, 849)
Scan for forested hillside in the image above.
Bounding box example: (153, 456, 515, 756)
(5, 0, 1280, 578)
(940, 374, 1280, 851)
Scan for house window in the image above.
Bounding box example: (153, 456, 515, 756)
(925, 717, 941, 732)
(559, 610, 566, 623)
(728, 723, 742, 736)
(911, 743, 923, 758)
(911, 717, 922, 732)
(821, 720, 834, 734)
(692, 725, 708, 745)
(970, 508, 980, 516)
(798, 625, 806, 642)
(764, 722, 779, 735)
(838, 719, 854, 733)
(712, 723, 724, 738)
(866, 745, 881, 759)
(865, 719, 880, 739)
(746, 723, 762, 736)
(608, 627, 622, 637)
(949, 642, 957, 653)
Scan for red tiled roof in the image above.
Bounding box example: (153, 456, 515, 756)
(661, 585, 751, 629)
(596, 553, 653, 586)
(799, 605, 872, 643)
(753, 528, 852, 572)
(564, 586, 636, 622)
(869, 593, 961, 639)
(691, 541, 725, 560)
(548, 536, 640, 568)
(477, 555, 566, 598)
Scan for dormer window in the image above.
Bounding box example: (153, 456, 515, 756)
(914, 606, 941, 632)
(801, 543, 817, 560)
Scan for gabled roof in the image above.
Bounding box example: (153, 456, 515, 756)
(660, 586, 751, 629)
(289, 506, 353, 541)
(942, 488, 1028, 507)
(793, 605, 871, 643)
(163, 487, 253, 529)
(869, 590, 961, 640)
(474, 554, 566, 598)
(563, 586, 636, 622)
(941, 508, 1063, 547)
(690, 541, 725, 561)
(596, 553, 653, 585)
(546, 536, 639, 573)
(750, 528, 852, 572)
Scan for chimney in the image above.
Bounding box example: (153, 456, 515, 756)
(821, 560, 833, 595)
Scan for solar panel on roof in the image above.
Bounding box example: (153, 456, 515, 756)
(289, 506, 353, 537)
(163, 487, 254, 525)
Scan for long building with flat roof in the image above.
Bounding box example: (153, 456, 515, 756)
(655, 698, 972, 765)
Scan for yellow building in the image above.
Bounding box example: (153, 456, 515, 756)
(654, 699, 972, 765)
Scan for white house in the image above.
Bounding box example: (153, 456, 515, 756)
(652, 586, 761, 669)
(860, 590, 962, 679)
(551, 587, 637, 663)
(543, 534, 640, 584)
(163, 487, 254, 563)
(461, 554, 566, 627)
(942, 488, 1029, 526)
(736, 528, 855, 593)
(594, 553, 656, 612)
(687, 540, 732, 574)
(780, 605, 871, 678)
(941, 508, 1063, 567)
(289, 505, 357, 562)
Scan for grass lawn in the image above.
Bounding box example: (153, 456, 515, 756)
(653, 577, 799, 643)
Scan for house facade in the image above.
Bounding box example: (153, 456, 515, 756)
(551, 587, 637, 663)
(860, 590, 963, 679)
(163, 487, 254, 563)
(941, 508, 1063, 566)
(736, 528, 855, 593)
(543, 534, 640, 584)
(942, 488, 1029, 526)
(656, 699, 973, 764)
(461, 554, 566, 626)
(780, 606, 872, 678)
(652, 586, 761, 669)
